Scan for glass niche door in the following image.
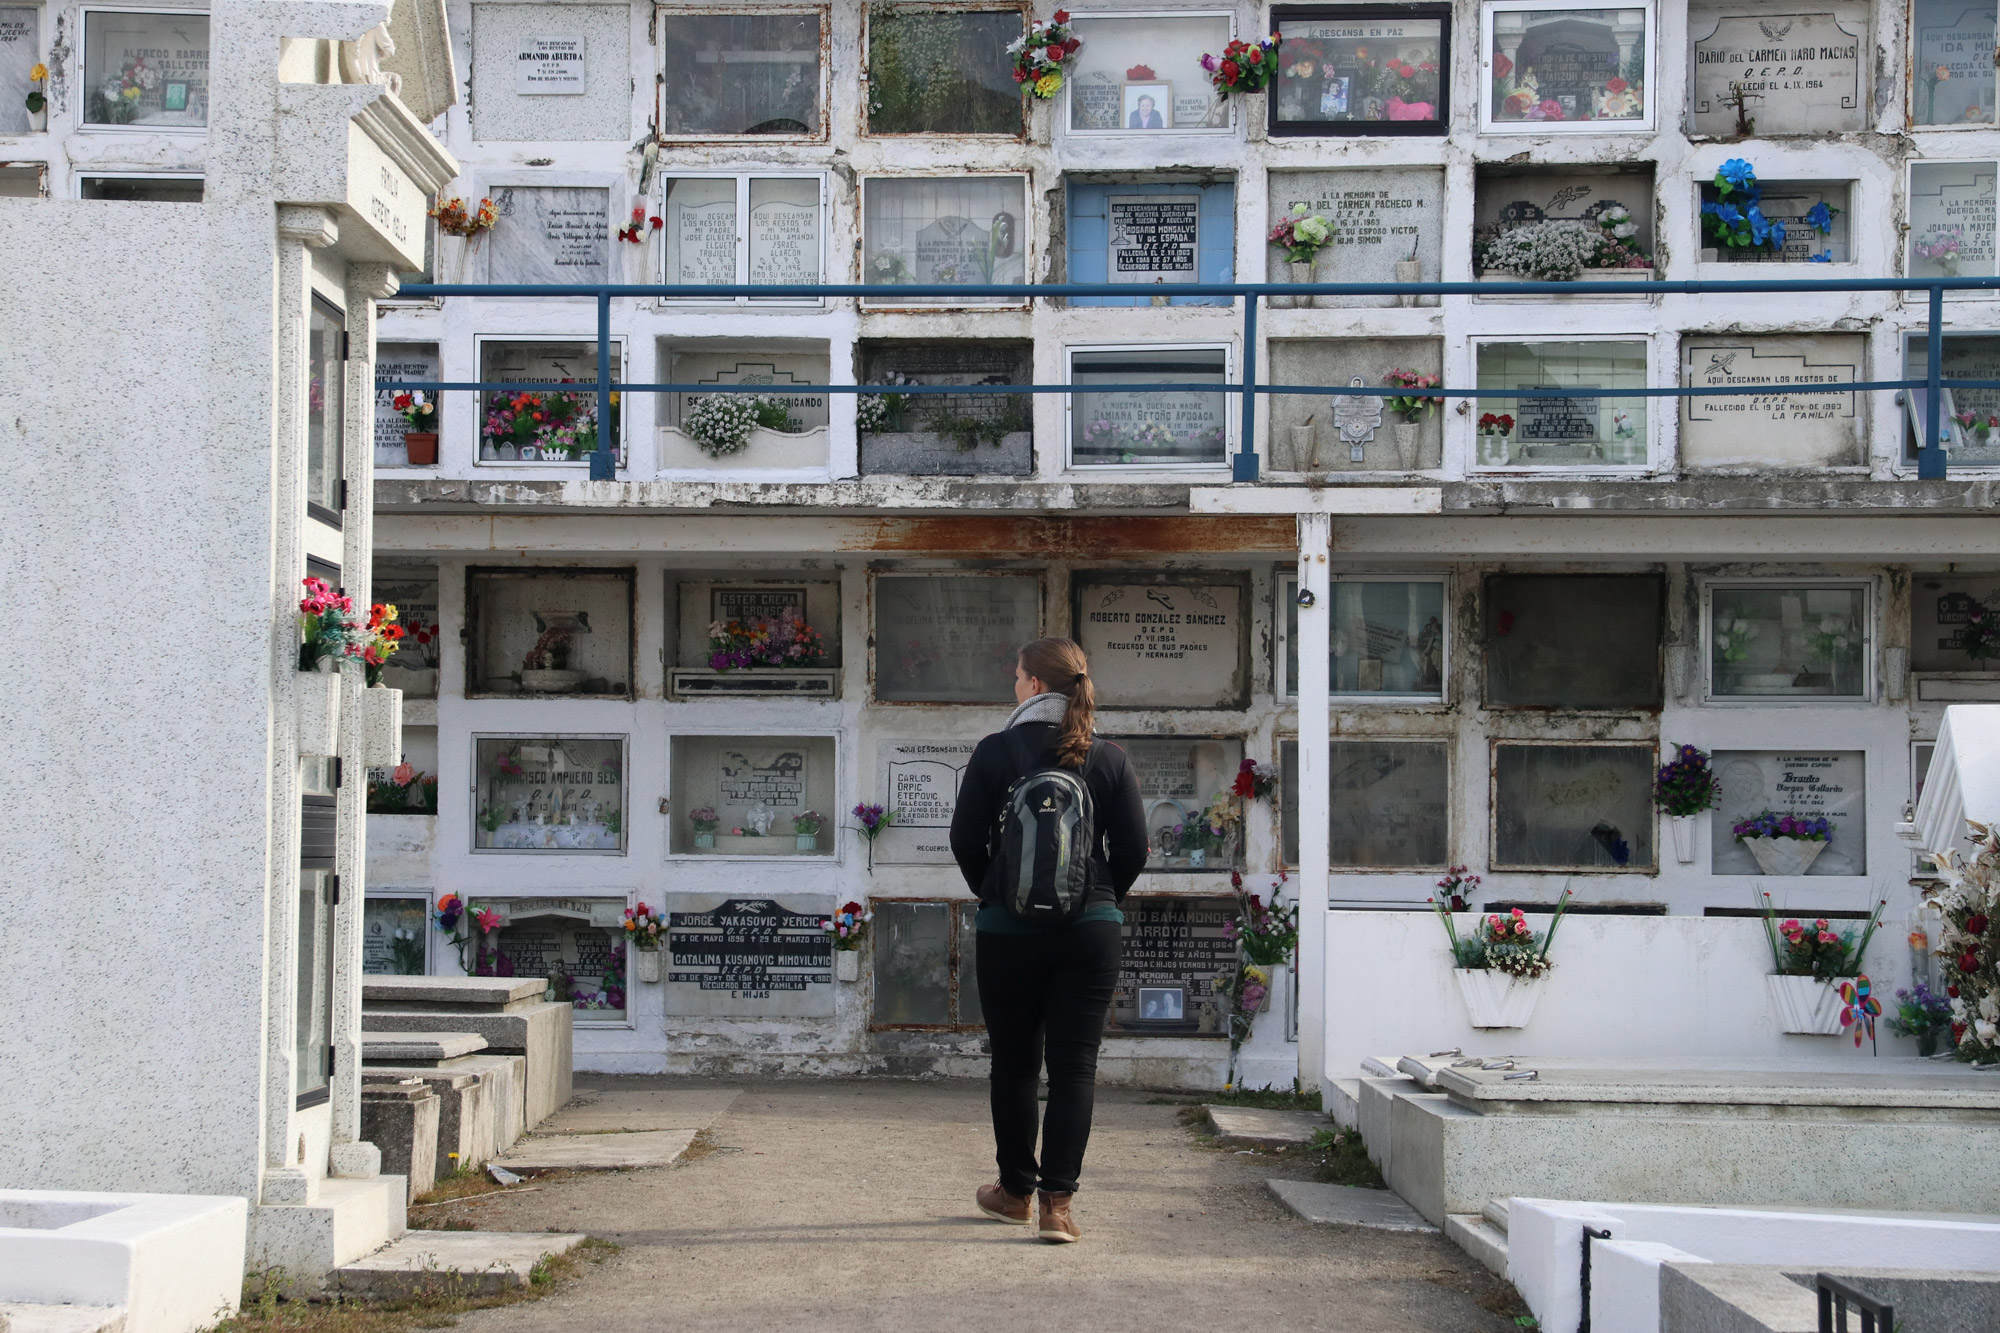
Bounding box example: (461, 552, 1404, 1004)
(295, 868, 334, 1104)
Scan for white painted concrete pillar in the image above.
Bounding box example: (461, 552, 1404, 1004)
(1294, 513, 1332, 1093)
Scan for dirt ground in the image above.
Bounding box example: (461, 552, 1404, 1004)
(443, 1076, 1527, 1332)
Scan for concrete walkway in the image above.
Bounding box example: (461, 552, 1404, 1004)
(446, 1076, 1525, 1331)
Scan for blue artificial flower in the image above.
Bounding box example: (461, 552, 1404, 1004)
(1807, 249, 1832, 263)
(1747, 205, 1770, 245)
(1717, 202, 1743, 226)
(1768, 218, 1787, 249)
(1700, 201, 1719, 217)
(1718, 158, 1757, 193)
(1804, 201, 1835, 234)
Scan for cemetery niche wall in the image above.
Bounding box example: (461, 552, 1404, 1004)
(1908, 161, 1996, 282)
(1912, 0, 2000, 126)
(864, 5, 1024, 135)
(861, 175, 1028, 304)
(1475, 340, 1651, 468)
(1281, 738, 1451, 869)
(471, 896, 630, 1022)
(1473, 165, 1655, 285)
(1280, 574, 1446, 698)
(375, 342, 440, 468)
(373, 568, 440, 698)
(1910, 572, 2000, 676)
(485, 186, 608, 284)
(1481, 1, 1653, 132)
(82, 10, 209, 128)
(1695, 179, 1851, 264)
(1708, 750, 1866, 876)
(1107, 897, 1235, 1035)
(1271, 5, 1450, 134)
(658, 11, 826, 138)
(857, 340, 1034, 476)
(873, 740, 978, 865)
(476, 340, 622, 464)
(872, 572, 1041, 704)
(1267, 339, 1443, 471)
(1068, 346, 1230, 467)
(1113, 735, 1245, 872)
(1268, 169, 1444, 306)
(658, 341, 831, 470)
(1903, 336, 2000, 466)
(464, 566, 633, 697)
(1073, 573, 1248, 709)
(1680, 334, 1864, 469)
(1484, 573, 1664, 710)
(473, 736, 627, 852)
(468, 2, 629, 141)
(664, 894, 835, 1018)
(667, 735, 838, 856)
(1063, 12, 1233, 134)
(1492, 741, 1657, 872)
(1706, 582, 1870, 701)
(662, 174, 824, 295)
(1065, 180, 1236, 308)
(670, 576, 840, 698)
(1687, 6, 1864, 137)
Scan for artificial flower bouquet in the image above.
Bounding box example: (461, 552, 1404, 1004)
(482, 386, 608, 461)
(1435, 865, 1480, 912)
(825, 900, 873, 951)
(25, 61, 46, 117)
(1733, 811, 1832, 843)
(391, 391, 436, 431)
(299, 576, 365, 670)
(706, 606, 828, 670)
(430, 196, 497, 240)
(1653, 744, 1719, 817)
(1432, 891, 1573, 979)
(368, 761, 439, 814)
(1232, 757, 1278, 802)
(623, 902, 666, 950)
(1201, 36, 1280, 97)
(1225, 871, 1298, 967)
(1383, 369, 1443, 423)
(362, 602, 403, 685)
(795, 810, 827, 837)
(1757, 891, 1885, 981)
(1475, 412, 1515, 439)
(615, 206, 662, 244)
(1925, 821, 2000, 1060)
(1269, 204, 1334, 264)
(1009, 10, 1080, 100)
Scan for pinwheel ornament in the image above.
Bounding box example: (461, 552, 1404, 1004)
(1838, 975, 1881, 1052)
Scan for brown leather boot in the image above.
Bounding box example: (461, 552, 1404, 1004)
(976, 1180, 1031, 1225)
(1036, 1189, 1080, 1243)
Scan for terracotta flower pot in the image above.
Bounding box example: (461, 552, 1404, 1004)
(402, 431, 438, 465)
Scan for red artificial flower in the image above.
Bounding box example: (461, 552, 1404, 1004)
(1606, 77, 1628, 93)
(1053, 7, 1069, 21)
(1222, 59, 1240, 79)
(1494, 53, 1514, 78)
(649, 215, 663, 228)
(1969, 913, 1991, 935)
(1064, 38, 1079, 52)
(1948, 984, 1961, 997)
(1961, 951, 1981, 974)
(1246, 46, 1262, 63)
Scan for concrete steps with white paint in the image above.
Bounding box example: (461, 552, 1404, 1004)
(330, 1231, 588, 1297)
(0, 1306, 125, 1333)
(1444, 1198, 1510, 1277)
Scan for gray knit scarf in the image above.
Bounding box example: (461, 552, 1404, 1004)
(1004, 691, 1069, 730)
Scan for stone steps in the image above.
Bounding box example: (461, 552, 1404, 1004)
(1202, 1105, 1325, 1149)
(0, 1306, 125, 1333)
(1444, 1212, 1510, 1276)
(330, 1231, 588, 1297)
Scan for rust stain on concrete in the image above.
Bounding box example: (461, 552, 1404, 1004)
(849, 516, 1296, 556)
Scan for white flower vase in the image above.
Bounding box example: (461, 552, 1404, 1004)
(634, 948, 662, 984)
(1392, 421, 1419, 469)
(1768, 974, 1845, 1035)
(1746, 835, 1827, 876)
(1394, 257, 1421, 307)
(694, 832, 715, 849)
(795, 833, 818, 852)
(1289, 422, 1318, 471)
(1669, 815, 1697, 864)
(1240, 90, 1267, 142)
(1028, 94, 1054, 146)
(296, 667, 342, 758)
(1454, 969, 1545, 1029)
(27, 107, 47, 133)
(1313, 253, 1340, 309)
(1285, 259, 1314, 309)
(362, 685, 403, 768)
(835, 950, 861, 983)
(1187, 848, 1207, 868)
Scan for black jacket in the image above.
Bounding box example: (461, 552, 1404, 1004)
(949, 721, 1151, 911)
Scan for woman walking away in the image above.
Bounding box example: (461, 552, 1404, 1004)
(949, 636, 1148, 1243)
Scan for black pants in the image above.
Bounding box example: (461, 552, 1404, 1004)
(975, 920, 1123, 1196)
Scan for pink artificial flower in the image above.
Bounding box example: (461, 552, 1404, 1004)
(392, 761, 416, 786)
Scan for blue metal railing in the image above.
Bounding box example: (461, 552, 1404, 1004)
(381, 277, 2000, 483)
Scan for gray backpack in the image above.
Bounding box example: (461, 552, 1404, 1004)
(990, 730, 1097, 926)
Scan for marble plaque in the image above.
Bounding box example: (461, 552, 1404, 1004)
(1075, 580, 1245, 708)
(670, 351, 830, 431)
(664, 895, 835, 1016)
(874, 740, 977, 864)
(1914, 1, 1998, 125)
(1329, 740, 1450, 868)
(714, 587, 804, 623)
(1681, 334, 1864, 468)
(1689, 12, 1862, 135)
(487, 187, 609, 284)
(1270, 169, 1445, 307)
(0, 8, 36, 136)
(1071, 78, 1120, 129)
(873, 575, 1040, 702)
(470, 4, 628, 141)
(374, 344, 439, 462)
(1492, 743, 1656, 871)
(1107, 897, 1235, 1035)
(1108, 194, 1200, 285)
(1911, 573, 2000, 672)
(1268, 338, 1443, 472)
(1709, 750, 1867, 875)
(1909, 162, 1997, 279)
(515, 35, 585, 94)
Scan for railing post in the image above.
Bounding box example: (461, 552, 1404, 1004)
(1922, 284, 1947, 481)
(1234, 288, 1260, 482)
(590, 288, 615, 481)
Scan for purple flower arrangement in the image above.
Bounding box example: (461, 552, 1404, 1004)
(1653, 744, 1719, 818)
(1731, 811, 1832, 842)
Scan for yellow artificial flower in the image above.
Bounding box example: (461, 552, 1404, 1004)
(608, 390, 621, 406)
(121, 85, 141, 100)
(1034, 70, 1063, 98)
(29, 63, 47, 83)
(384, 604, 398, 620)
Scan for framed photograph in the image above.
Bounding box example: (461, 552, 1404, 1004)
(163, 81, 189, 112)
(1122, 81, 1172, 129)
(1136, 986, 1186, 1022)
